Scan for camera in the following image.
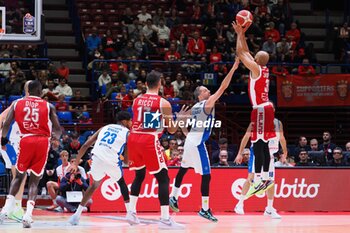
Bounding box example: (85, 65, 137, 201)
(74, 173, 81, 180)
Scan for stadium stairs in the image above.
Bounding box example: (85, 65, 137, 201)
(43, 0, 90, 96)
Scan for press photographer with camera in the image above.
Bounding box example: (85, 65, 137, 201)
(55, 155, 91, 213)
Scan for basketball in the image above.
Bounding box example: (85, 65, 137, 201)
(236, 10, 253, 29)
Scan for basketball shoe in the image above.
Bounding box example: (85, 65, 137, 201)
(125, 211, 140, 225)
(22, 214, 33, 228)
(169, 196, 179, 212)
(158, 217, 184, 229)
(234, 204, 244, 215)
(264, 207, 281, 219)
(198, 208, 218, 222)
(8, 206, 24, 222)
(68, 214, 80, 225)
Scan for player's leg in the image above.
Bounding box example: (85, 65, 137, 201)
(117, 177, 130, 211)
(8, 173, 26, 222)
(263, 155, 280, 218)
(22, 137, 50, 228)
(169, 166, 188, 212)
(0, 169, 27, 223)
(235, 173, 253, 214)
(126, 167, 145, 225)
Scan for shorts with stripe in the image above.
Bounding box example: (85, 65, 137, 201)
(181, 141, 211, 175)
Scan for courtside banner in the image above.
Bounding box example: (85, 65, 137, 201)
(91, 168, 350, 212)
(277, 74, 350, 107)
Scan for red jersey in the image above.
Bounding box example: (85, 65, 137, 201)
(14, 96, 51, 137)
(248, 66, 270, 107)
(131, 93, 164, 134)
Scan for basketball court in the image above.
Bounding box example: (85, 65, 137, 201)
(0, 210, 349, 232)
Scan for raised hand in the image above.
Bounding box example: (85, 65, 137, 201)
(234, 153, 243, 165)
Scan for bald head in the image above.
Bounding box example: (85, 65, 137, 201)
(24, 80, 31, 97)
(255, 51, 269, 66)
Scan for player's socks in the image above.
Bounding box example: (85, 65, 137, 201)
(170, 187, 180, 199)
(25, 200, 35, 217)
(129, 195, 138, 213)
(76, 205, 84, 216)
(202, 196, 209, 211)
(267, 199, 273, 209)
(1, 195, 15, 214)
(124, 202, 130, 212)
(160, 205, 170, 220)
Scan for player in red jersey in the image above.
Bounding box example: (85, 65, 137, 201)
(126, 70, 188, 229)
(232, 21, 276, 194)
(1, 80, 61, 228)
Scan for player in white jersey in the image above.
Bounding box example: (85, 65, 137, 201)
(234, 118, 287, 218)
(169, 58, 240, 222)
(68, 111, 132, 225)
(0, 81, 31, 221)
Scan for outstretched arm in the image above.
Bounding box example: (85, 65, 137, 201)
(205, 57, 240, 112)
(234, 123, 252, 164)
(232, 21, 260, 78)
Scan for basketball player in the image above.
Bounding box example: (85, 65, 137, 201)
(169, 58, 240, 222)
(126, 70, 189, 229)
(232, 21, 276, 193)
(0, 80, 61, 228)
(0, 80, 31, 221)
(68, 111, 132, 225)
(234, 118, 287, 218)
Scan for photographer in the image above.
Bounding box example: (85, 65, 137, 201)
(55, 170, 91, 213)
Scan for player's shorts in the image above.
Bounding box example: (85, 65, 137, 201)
(251, 102, 275, 142)
(128, 132, 167, 174)
(1, 144, 17, 169)
(90, 155, 122, 182)
(181, 140, 211, 175)
(248, 143, 275, 180)
(16, 136, 50, 176)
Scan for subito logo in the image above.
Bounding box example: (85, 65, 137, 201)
(231, 178, 246, 200)
(101, 178, 121, 201)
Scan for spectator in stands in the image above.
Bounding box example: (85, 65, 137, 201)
(275, 151, 294, 167)
(135, 34, 150, 59)
(264, 22, 280, 43)
(293, 136, 311, 160)
(187, 31, 206, 60)
(177, 32, 188, 57)
(276, 37, 291, 61)
(319, 131, 337, 161)
(163, 76, 175, 98)
(55, 78, 73, 97)
(164, 43, 181, 61)
(191, 0, 202, 23)
(171, 73, 184, 96)
(271, 0, 286, 35)
(346, 142, 350, 152)
(46, 150, 71, 211)
(166, 8, 181, 28)
(247, 33, 261, 54)
(234, 148, 250, 167)
(86, 27, 101, 55)
(55, 94, 69, 111)
(137, 5, 152, 25)
(179, 79, 194, 100)
(226, 0, 243, 23)
(339, 22, 349, 39)
(128, 17, 143, 41)
(262, 36, 277, 61)
(167, 149, 182, 167)
(310, 139, 320, 151)
(212, 150, 234, 167)
(38, 138, 61, 194)
(209, 46, 223, 72)
(121, 89, 134, 110)
(56, 155, 91, 213)
(0, 53, 11, 78)
(327, 147, 348, 166)
(156, 18, 171, 47)
(295, 149, 313, 166)
(165, 139, 178, 161)
(174, 128, 185, 146)
(285, 22, 300, 46)
(101, 29, 117, 59)
(142, 19, 158, 46)
(119, 41, 138, 59)
(98, 69, 111, 94)
(254, 0, 271, 19)
(4, 72, 23, 97)
(298, 58, 316, 75)
(137, 69, 147, 83)
(69, 89, 88, 121)
(271, 64, 289, 79)
(212, 138, 234, 164)
(305, 42, 318, 63)
(153, 8, 166, 26)
(57, 60, 69, 81)
(42, 80, 59, 101)
(133, 80, 144, 96)
(121, 7, 135, 27)
(65, 132, 82, 155)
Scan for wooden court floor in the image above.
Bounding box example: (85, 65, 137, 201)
(0, 210, 349, 233)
